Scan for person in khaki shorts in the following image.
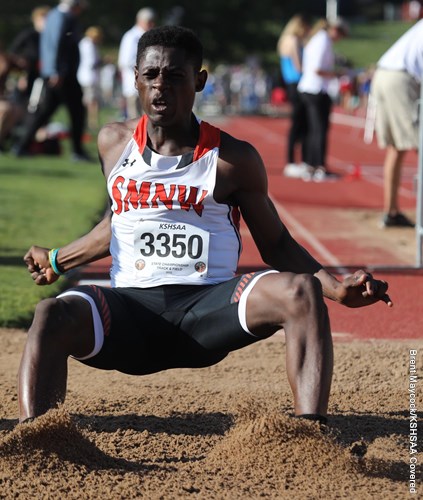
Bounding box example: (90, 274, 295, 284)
(371, 19, 423, 228)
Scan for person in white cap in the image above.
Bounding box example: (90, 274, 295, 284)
(118, 7, 156, 119)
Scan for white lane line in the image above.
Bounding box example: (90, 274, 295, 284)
(329, 157, 417, 198)
(269, 192, 349, 275)
(330, 112, 366, 128)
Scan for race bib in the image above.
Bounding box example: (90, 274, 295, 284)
(133, 220, 210, 278)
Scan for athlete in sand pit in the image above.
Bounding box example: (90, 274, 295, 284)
(20, 26, 392, 425)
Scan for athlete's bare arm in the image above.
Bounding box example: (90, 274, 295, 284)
(217, 132, 392, 308)
(24, 211, 112, 285)
(24, 119, 138, 285)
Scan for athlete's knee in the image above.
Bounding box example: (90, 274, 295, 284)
(282, 275, 330, 343)
(29, 298, 79, 349)
(290, 274, 323, 303)
(288, 273, 325, 316)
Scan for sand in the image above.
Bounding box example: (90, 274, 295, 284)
(0, 328, 421, 499)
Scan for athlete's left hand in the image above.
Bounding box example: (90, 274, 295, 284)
(338, 270, 393, 308)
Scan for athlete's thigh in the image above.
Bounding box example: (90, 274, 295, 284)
(181, 271, 280, 352)
(241, 270, 316, 336)
(69, 285, 173, 373)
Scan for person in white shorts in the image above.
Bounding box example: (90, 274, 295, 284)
(20, 26, 392, 428)
(371, 19, 423, 228)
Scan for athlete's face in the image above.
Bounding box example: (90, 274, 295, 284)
(135, 46, 206, 125)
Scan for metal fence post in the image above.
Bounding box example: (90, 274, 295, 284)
(416, 81, 423, 267)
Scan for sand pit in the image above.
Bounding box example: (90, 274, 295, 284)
(0, 328, 421, 498)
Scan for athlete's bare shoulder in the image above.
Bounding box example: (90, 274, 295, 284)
(215, 130, 267, 203)
(98, 118, 138, 177)
(218, 130, 265, 170)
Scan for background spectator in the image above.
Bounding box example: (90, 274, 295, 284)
(298, 17, 349, 181)
(371, 19, 423, 227)
(99, 55, 117, 108)
(8, 6, 50, 108)
(12, 0, 91, 161)
(117, 7, 155, 119)
(0, 46, 25, 152)
(277, 13, 311, 179)
(77, 26, 103, 130)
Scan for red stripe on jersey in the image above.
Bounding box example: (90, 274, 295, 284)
(133, 115, 148, 153)
(193, 121, 221, 161)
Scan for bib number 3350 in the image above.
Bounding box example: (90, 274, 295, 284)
(133, 220, 210, 277)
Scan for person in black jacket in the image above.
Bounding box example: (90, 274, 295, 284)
(12, 0, 92, 161)
(8, 6, 50, 107)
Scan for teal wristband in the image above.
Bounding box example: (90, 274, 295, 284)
(48, 248, 65, 276)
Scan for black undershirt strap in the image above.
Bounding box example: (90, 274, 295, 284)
(142, 145, 194, 169)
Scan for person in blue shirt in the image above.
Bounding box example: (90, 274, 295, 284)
(277, 14, 311, 178)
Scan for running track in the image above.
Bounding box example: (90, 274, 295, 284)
(79, 110, 423, 341)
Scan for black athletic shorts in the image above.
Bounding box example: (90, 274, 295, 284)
(62, 271, 274, 375)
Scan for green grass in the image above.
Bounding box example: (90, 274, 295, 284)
(335, 20, 414, 69)
(0, 135, 107, 327)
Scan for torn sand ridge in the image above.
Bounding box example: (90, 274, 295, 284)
(203, 409, 370, 496)
(0, 408, 127, 472)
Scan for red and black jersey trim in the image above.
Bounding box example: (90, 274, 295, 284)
(133, 115, 220, 161)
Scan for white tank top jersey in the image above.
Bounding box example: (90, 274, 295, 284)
(107, 115, 242, 288)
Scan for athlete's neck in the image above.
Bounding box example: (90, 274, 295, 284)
(146, 114, 200, 156)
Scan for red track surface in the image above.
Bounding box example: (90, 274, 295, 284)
(79, 111, 423, 340)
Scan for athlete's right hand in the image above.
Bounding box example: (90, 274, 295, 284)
(23, 246, 60, 286)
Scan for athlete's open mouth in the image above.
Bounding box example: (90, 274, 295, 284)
(152, 97, 168, 111)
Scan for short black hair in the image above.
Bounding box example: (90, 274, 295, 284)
(136, 25, 203, 71)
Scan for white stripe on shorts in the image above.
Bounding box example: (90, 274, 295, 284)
(237, 270, 279, 335)
(57, 291, 104, 360)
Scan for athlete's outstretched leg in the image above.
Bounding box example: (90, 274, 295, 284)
(245, 272, 333, 417)
(18, 296, 94, 422)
